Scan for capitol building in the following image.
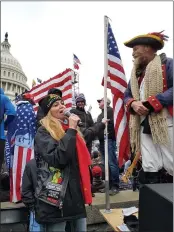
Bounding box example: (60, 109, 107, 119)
(1, 33, 29, 100)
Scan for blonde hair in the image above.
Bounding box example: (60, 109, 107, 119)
(40, 111, 84, 141)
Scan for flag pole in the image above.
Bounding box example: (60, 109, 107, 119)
(104, 15, 111, 213)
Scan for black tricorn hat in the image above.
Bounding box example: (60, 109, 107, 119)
(124, 31, 169, 50)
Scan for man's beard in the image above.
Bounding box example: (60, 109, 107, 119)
(133, 56, 148, 69)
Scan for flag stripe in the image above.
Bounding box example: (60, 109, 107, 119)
(31, 76, 72, 99)
(26, 148, 32, 162)
(108, 60, 125, 75)
(11, 146, 34, 202)
(28, 69, 73, 112)
(15, 146, 23, 202)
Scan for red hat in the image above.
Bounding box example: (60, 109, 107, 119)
(92, 166, 102, 177)
(23, 93, 35, 105)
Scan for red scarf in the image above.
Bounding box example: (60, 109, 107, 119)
(62, 124, 92, 205)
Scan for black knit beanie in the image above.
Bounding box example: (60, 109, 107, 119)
(39, 93, 62, 115)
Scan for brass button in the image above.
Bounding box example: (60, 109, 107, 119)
(152, 99, 155, 101)
(156, 104, 159, 107)
(164, 85, 166, 87)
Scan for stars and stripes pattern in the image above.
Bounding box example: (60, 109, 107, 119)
(106, 22, 130, 167)
(73, 54, 81, 64)
(7, 101, 36, 202)
(73, 54, 81, 70)
(29, 69, 74, 112)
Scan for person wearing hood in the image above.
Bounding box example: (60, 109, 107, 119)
(0, 88, 16, 176)
(70, 93, 95, 153)
(70, 93, 94, 128)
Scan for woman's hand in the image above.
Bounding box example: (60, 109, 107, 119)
(69, 114, 81, 130)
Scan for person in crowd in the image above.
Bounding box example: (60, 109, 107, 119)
(0, 88, 16, 176)
(0, 88, 16, 193)
(34, 91, 92, 232)
(21, 159, 43, 232)
(22, 159, 73, 232)
(70, 93, 94, 153)
(91, 166, 105, 193)
(36, 88, 62, 129)
(124, 31, 173, 184)
(97, 97, 120, 195)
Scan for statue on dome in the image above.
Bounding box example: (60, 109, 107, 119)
(5, 32, 8, 41)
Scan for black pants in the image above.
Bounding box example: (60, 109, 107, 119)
(0, 139, 5, 173)
(139, 169, 173, 185)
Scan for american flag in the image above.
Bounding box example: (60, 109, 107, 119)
(29, 69, 74, 112)
(73, 54, 81, 64)
(73, 63, 79, 70)
(105, 22, 130, 167)
(11, 146, 34, 202)
(7, 101, 36, 202)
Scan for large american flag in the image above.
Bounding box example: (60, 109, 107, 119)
(7, 101, 36, 202)
(106, 22, 130, 167)
(29, 69, 74, 111)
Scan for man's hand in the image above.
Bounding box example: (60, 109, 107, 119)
(131, 101, 149, 116)
(102, 118, 110, 124)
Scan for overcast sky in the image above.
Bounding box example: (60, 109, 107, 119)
(1, 1, 173, 118)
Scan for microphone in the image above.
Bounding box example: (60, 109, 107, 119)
(63, 110, 83, 127)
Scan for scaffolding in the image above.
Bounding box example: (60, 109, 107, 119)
(72, 71, 79, 108)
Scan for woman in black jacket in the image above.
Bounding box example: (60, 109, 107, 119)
(34, 92, 92, 232)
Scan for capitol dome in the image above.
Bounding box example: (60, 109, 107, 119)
(1, 32, 29, 100)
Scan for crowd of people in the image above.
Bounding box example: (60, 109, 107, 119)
(0, 30, 173, 232)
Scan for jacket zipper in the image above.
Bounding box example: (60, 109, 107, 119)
(59, 200, 63, 217)
(58, 164, 70, 217)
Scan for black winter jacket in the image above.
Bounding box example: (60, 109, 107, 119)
(70, 107, 94, 129)
(34, 126, 86, 224)
(70, 107, 95, 153)
(97, 106, 116, 142)
(21, 159, 37, 211)
(80, 122, 105, 153)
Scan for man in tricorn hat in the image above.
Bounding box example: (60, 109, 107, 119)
(124, 31, 173, 184)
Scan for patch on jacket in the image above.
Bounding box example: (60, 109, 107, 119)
(46, 167, 63, 204)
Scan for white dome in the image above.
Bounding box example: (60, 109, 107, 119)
(1, 49, 23, 71)
(1, 33, 29, 100)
